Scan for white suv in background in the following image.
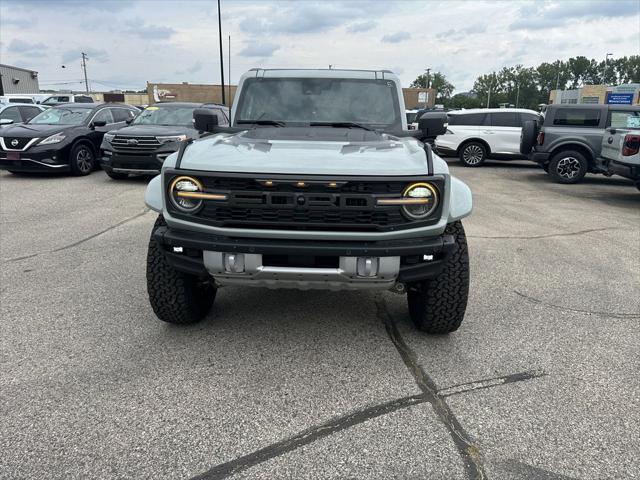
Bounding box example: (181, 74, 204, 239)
(435, 108, 540, 167)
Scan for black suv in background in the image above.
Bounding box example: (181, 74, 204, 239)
(0, 103, 138, 175)
(521, 104, 640, 183)
(100, 102, 230, 180)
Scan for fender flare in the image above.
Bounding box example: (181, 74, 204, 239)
(145, 174, 163, 212)
(447, 176, 473, 222)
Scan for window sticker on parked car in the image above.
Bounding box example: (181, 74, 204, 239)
(627, 116, 640, 129)
(145, 106, 159, 111)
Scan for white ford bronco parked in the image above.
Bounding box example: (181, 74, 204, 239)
(144, 69, 473, 333)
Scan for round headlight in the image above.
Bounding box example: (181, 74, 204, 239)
(169, 176, 204, 212)
(401, 182, 438, 220)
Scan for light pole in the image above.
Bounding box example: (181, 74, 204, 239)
(486, 75, 493, 108)
(603, 53, 613, 85)
(217, 0, 226, 105)
(515, 83, 520, 108)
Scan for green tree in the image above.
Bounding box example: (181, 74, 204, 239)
(410, 71, 455, 102)
(446, 93, 482, 109)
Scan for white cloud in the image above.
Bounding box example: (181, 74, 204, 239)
(0, 0, 637, 93)
(381, 31, 411, 43)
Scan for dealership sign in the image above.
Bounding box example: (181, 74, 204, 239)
(607, 93, 634, 104)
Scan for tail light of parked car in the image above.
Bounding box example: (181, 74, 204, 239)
(536, 131, 545, 145)
(622, 134, 640, 157)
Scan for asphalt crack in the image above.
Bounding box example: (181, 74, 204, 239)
(377, 299, 487, 480)
(514, 290, 640, 319)
(189, 301, 545, 480)
(437, 370, 547, 398)
(2, 208, 150, 263)
(189, 394, 428, 480)
(468, 226, 620, 240)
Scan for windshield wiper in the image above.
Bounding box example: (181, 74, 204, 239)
(237, 120, 285, 127)
(309, 121, 375, 132)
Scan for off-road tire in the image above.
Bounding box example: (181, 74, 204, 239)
(459, 141, 487, 167)
(407, 221, 469, 334)
(69, 142, 95, 176)
(105, 169, 129, 180)
(548, 150, 588, 184)
(146, 216, 216, 324)
(520, 120, 538, 155)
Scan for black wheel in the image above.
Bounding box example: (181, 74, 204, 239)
(407, 221, 469, 334)
(105, 169, 129, 180)
(146, 216, 216, 324)
(548, 150, 588, 184)
(69, 143, 95, 176)
(520, 120, 538, 155)
(459, 142, 487, 167)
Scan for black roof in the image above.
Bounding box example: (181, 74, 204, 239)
(52, 103, 136, 110)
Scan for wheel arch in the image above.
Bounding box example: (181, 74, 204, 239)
(69, 137, 97, 157)
(549, 142, 595, 166)
(456, 138, 491, 156)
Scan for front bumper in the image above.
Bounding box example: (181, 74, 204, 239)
(0, 145, 70, 172)
(153, 225, 456, 289)
(101, 146, 176, 175)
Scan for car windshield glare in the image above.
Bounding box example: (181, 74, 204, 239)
(28, 107, 92, 125)
(133, 106, 196, 127)
(235, 78, 401, 130)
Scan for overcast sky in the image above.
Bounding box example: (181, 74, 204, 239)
(1, 0, 639, 93)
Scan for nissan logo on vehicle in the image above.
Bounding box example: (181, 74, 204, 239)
(11, 139, 19, 147)
(126, 138, 139, 145)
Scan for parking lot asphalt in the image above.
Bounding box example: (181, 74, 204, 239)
(1, 159, 639, 480)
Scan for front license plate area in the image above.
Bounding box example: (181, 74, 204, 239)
(7, 152, 20, 161)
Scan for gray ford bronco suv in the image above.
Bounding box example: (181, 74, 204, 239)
(144, 69, 473, 333)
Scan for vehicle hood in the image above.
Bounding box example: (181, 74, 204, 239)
(173, 127, 435, 176)
(0, 123, 75, 139)
(109, 125, 197, 137)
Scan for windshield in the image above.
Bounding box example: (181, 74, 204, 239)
(28, 106, 92, 125)
(132, 106, 196, 127)
(234, 78, 402, 130)
(42, 96, 68, 105)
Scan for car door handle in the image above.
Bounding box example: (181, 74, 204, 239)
(482, 130, 493, 134)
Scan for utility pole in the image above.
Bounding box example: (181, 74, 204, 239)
(217, 0, 226, 105)
(424, 68, 431, 89)
(516, 83, 520, 108)
(81, 52, 89, 93)
(486, 76, 493, 108)
(603, 52, 613, 85)
(228, 35, 231, 107)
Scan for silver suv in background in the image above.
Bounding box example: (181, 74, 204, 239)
(435, 108, 540, 167)
(521, 104, 640, 183)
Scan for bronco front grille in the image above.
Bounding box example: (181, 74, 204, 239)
(166, 172, 443, 232)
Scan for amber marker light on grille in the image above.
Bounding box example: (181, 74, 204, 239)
(377, 197, 432, 205)
(328, 181, 338, 188)
(296, 181, 307, 187)
(176, 191, 228, 200)
(263, 180, 274, 186)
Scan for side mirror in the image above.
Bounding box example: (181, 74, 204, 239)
(0, 119, 14, 125)
(607, 128, 617, 135)
(418, 112, 448, 138)
(91, 120, 107, 129)
(193, 108, 219, 132)
(126, 118, 133, 125)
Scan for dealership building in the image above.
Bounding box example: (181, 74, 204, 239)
(0, 63, 40, 95)
(549, 84, 640, 105)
